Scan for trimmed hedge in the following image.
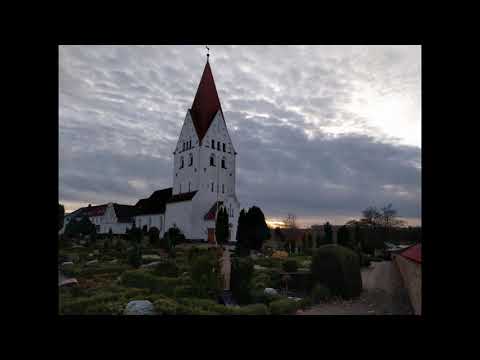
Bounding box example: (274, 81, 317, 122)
(311, 283, 331, 304)
(232, 303, 270, 315)
(230, 257, 254, 304)
(282, 259, 298, 272)
(269, 298, 301, 315)
(311, 245, 362, 299)
(121, 270, 181, 296)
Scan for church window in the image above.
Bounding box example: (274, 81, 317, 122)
(183, 142, 185, 151)
(221, 158, 226, 169)
(211, 183, 214, 192)
(212, 139, 215, 148)
(223, 143, 226, 152)
(189, 153, 193, 166)
(210, 154, 216, 166)
(180, 156, 184, 169)
(217, 141, 220, 150)
(222, 184, 224, 193)
(188, 182, 191, 192)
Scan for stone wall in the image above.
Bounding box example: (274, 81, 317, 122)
(394, 255, 422, 315)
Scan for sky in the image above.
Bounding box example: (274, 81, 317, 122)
(59, 45, 421, 227)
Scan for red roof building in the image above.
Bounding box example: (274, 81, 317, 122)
(189, 60, 224, 143)
(400, 244, 422, 264)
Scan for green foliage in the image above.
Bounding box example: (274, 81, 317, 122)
(215, 207, 229, 244)
(127, 243, 142, 268)
(231, 303, 270, 315)
(148, 227, 160, 245)
(152, 259, 179, 277)
(235, 209, 250, 256)
(59, 292, 123, 314)
(324, 222, 333, 244)
(59, 204, 65, 232)
(161, 226, 185, 254)
(246, 206, 271, 251)
(311, 245, 362, 299)
(282, 259, 298, 273)
(269, 298, 301, 315)
(250, 288, 282, 305)
(190, 250, 223, 299)
(121, 270, 181, 296)
(230, 257, 254, 304)
(64, 215, 96, 239)
(311, 283, 331, 304)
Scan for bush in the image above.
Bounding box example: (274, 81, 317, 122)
(230, 257, 254, 304)
(59, 292, 122, 314)
(311, 283, 331, 304)
(298, 297, 312, 310)
(250, 288, 282, 305)
(152, 259, 179, 277)
(121, 270, 180, 296)
(232, 303, 270, 315)
(152, 297, 179, 315)
(190, 251, 223, 299)
(148, 227, 160, 245)
(282, 259, 298, 273)
(269, 298, 301, 315)
(311, 245, 362, 299)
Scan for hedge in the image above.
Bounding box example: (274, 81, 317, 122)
(230, 257, 254, 304)
(231, 303, 270, 315)
(269, 298, 301, 315)
(121, 270, 181, 296)
(310, 245, 362, 299)
(311, 283, 331, 304)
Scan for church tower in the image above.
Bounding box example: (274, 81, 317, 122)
(165, 56, 240, 242)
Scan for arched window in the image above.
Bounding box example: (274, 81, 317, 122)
(180, 156, 184, 169)
(189, 153, 193, 166)
(182, 142, 185, 151)
(189, 140, 192, 148)
(210, 154, 216, 166)
(211, 182, 214, 192)
(188, 182, 191, 192)
(223, 143, 226, 152)
(221, 158, 226, 169)
(217, 141, 220, 150)
(222, 184, 224, 193)
(211, 139, 215, 148)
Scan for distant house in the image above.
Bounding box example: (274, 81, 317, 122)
(133, 188, 172, 236)
(63, 202, 137, 235)
(393, 244, 422, 315)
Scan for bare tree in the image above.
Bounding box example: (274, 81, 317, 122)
(284, 213, 297, 229)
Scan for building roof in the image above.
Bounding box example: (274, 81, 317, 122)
(83, 204, 108, 217)
(189, 60, 223, 143)
(113, 204, 137, 223)
(135, 187, 173, 215)
(166, 191, 198, 204)
(204, 201, 223, 220)
(400, 244, 421, 264)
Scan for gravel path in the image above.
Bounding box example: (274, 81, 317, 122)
(298, 261, 413, 315)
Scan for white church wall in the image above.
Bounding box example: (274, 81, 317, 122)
(165, 200, 194, 238)
(172, 112, 200, 195)
(134, 214, 165, 234)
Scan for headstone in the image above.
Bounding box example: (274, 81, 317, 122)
(109, 259, 118, 264)
(59, 278, 78, 287)
(264, 288, 278, 296)
(61, 261, 74, 268)
(142, 254, 161, 261)
(124, 300, 156, 315)
(254, 265, 267, 271)
(140, 261, 161, 268)
(86, 259, 98, 266)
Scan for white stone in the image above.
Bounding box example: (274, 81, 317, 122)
(86, 259, 98, 266)
(61, 261, 74, 267)
(109, 259, 118, 264)
(140, 261, 161, 268)
(124, 300, 156, 315)
(254, 265, 267, 271)
(264, 288, 278, 296)
(142, 254, 161, 261)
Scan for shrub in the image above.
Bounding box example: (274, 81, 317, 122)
(59, 292, 122, 314)
(152, 259, 179, 277)
(311, 283, 331, 304)
(190, 251, 223, 299)
(153, 297, 179, 315)
(311, 245, 362, 299)
(252, 272, 272, 290)
(269, 298, 301, 315)
(282, 259, 298, 273)
(127, 245, 142, 268)
(250, 288, 282, 305)
(230, 257, 254, 305)
(121, 270, 180, 296)
(298, 297, 312, 309)
(148, 227, 160, 245)
(232, 303, 270, 315)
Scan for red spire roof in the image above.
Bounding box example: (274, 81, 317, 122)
(400, 244, 422, 264)
(190, 60, 223, 142)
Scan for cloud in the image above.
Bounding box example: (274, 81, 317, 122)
(59, 45, 421, 225)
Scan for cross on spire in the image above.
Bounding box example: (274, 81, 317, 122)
(206, 45, 210, 60)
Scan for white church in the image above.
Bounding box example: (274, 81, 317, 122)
(64, 57, 240, 243)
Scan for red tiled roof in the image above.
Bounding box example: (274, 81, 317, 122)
(400, 244, 421, 264)
(166, 191, 198, 204)
(190, 61, 223, 143)
(83, 204, 107, 217)
(204, 201, 223, 220)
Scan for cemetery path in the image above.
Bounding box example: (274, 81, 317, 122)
(298, 261, 412, 315)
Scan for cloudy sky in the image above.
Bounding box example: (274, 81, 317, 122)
(59, 45, 421, 227)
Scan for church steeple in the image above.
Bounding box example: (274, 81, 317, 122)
(189, 59, 223, 143)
